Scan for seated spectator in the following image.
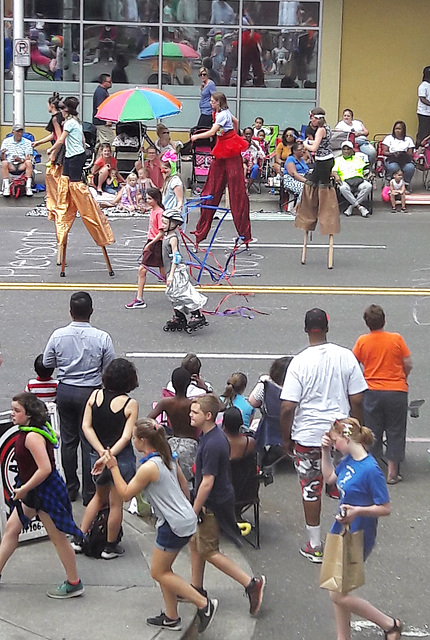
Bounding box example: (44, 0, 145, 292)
(223, 407, 256, 459)
(381, 121, 415, 189)
(104, 167, 121, 195)
(148, 367, 198, 483)
(135, 145, 163, 189)
(221, 372, 255, 429)
(283, 141, 310, 207)
(262, 49, 276, 74)
(92, 143, 124, 193)
(111, 52, 129, 84)
(253, 116, 270, 138)
(242, 127, 266, 193)
(389, 169, 407, 213)
(25, 354, 59, 402)
(334, 108, 376, 168)
(94, 25, 117, 63)
(332, 141, 372, 217)
(136, 165, 155, 205)
(166, 353, 213, 397)
(1, 124, 34, 197)
(273, 127, 299, 174)
(248, 357, 292, 467)
(111, 172, 141, 211)
(155, 124, 178, 156)
(255, 129, 268, 154)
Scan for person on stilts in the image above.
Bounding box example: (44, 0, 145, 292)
(190, 92, 252, 246)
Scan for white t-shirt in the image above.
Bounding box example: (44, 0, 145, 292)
(280, 343, 367, 446)
(417, 81, 430, 116)
(335, 119, 365, 134)
(382, 134, 415, 153)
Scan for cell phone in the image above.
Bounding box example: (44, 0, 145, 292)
(340, 506, 347, 518)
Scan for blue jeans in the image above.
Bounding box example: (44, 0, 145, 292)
(385, 160, 415, 185)
(357, 140, 377, 167)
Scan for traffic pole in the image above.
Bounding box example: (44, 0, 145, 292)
(13, 0, 25, 126)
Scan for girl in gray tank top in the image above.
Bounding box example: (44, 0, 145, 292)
(98, 418, 218, 632)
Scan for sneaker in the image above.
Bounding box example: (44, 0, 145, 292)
(300, 541, 324, 563)
(108, 57, 113, 62)
(125, 298, 146, 309)
(47, 579, 84, 599)
(358, 205, 369, 217)
(101, 543, 125, 559)
(70, 535, 83, 554)
(2, 184, 10, 197)
(26, 186, 33, 197)
(246, 575, 266, 616)
(343, 205, 353, 216)
(178, 585, 207, 603)
(146, 612, 182, 631)
(197, 598, 218, 633)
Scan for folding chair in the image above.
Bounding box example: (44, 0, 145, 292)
(230, 452, 260, 549)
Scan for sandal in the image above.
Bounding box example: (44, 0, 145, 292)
(391, 207, 397, 213)
(401, 207, 407, 213)
(387, 475, 403, 485)
(384, 618, 403, 640)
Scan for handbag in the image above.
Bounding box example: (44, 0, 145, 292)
(319, 525, 365, 594)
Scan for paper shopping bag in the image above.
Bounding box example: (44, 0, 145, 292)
(319, 526, 365, 594)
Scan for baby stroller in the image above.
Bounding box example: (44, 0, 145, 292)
(82, 121, 97, 183)
(373, 133, 389, 181)
(187, 127, 214, 194)
(414, 134, 430, 190)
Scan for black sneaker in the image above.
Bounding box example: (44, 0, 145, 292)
(246, 575, 266, 616)
(146, 612, 182, 631)
(197, 598, 218, 633)
(101, 543, 125, 560)
(70, 535, 83, 554)
(178, 585, 208, 603)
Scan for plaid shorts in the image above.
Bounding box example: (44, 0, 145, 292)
(293, 443, 323, 502)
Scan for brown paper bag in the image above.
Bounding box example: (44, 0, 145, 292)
(319, 526, 365, 594)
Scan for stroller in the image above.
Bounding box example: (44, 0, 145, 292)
(82, 121, 97, 183)
(414, 134, 430, 190)
(187, 127, 214, 193)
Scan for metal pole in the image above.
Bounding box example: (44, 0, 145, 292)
(12, 0, 25, 125)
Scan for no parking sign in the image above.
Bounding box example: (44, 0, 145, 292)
(13, 39, 30, 67)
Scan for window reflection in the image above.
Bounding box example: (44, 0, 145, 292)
(17, 21, 80, 82)
(84, 0, 159, 22)
(24, 0, 79, 20)
(163, 0, 239, 25)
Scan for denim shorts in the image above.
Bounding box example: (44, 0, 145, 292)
(90, 446, 136, 486)
(155, 520, 191, 552)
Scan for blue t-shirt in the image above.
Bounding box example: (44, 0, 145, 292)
(230, 394, 255, 428)
(331, 454, 389, 559)
(284, 155, 308, 176)
(195, 425, 234, 508)
(199, 80, 216, 116)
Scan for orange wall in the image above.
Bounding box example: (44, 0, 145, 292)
(339, 0, 430, 139)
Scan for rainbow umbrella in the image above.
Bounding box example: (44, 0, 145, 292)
(95, 87, 182, 122)
(137, 41, 199, 60)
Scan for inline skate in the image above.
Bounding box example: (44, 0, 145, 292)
(163, 309, 188, 332)
(186, 310, 209, 333)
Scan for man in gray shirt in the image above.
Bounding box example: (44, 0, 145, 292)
(43, 291, 115, 505)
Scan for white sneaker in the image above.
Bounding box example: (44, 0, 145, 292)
(93, 57, 99, 64)
(3, 184, 10, 197)
(108, 57, 113, 62)
(26, 186, 33, 197)
(358, 205, 369, 217)
(344, 205, 353, 216)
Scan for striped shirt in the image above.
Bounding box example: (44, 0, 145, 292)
(25, 377, 59, 401)
(1, 136, 33, 163)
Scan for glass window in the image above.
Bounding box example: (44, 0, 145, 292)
(163, 0, 239, 25)
(242, 1, 319, 27)
(20, 21, 80, 82)
(84, 0, 159, 21)
(24, 0, 80, 20)
(83, 25, 156, 86)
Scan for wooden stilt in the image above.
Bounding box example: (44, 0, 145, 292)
(56, 244, 63, 266)
(60, 241, 67, 277)
(102, 246, 115, 277)
(328, 234, 334, 269)
(301, 231, 308, 265)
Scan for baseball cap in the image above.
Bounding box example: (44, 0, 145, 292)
(304, 308, 329, 332)
(12, 124, 24, 132)
(341, 140, 354, 149)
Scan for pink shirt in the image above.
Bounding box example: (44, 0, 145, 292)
(148, 206, 164, 240)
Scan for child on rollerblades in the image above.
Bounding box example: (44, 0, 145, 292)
(161, 209, 208, 333)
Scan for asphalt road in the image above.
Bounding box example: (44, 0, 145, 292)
(0, 193, 429, 639)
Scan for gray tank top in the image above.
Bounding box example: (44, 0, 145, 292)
(162, 230, 182, 275)
(143, 455, 197, 537)
(315, 125, 333, 160)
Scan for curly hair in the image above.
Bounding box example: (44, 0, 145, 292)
(13, 392, 48, 427)
(102, 358, 139, 394)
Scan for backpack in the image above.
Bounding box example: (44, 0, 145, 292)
(10, 175, 27, 198)
(82, 507, 123, 558)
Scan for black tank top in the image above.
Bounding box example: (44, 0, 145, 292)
(91, 390, 131, 448)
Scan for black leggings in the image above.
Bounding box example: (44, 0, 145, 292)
(308, 157, 334, 186)
(63, 152, 86, 182)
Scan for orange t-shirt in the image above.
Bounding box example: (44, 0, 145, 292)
(352, 331, 410, 392)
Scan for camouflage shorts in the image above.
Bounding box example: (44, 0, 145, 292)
(293, 443, 323, 502)
(168, 437, 198, 482)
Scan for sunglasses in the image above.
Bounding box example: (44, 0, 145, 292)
(199, 72, 208, 77)
(161, 130, 170, 134)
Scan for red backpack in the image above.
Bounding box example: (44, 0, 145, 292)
(10, 175, 27, 198)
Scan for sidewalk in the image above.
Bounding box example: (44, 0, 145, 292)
(0, 504, 258, 640)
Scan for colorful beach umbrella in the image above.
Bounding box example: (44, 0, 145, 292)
(95, 87, 182, 122)
(137, 41, 199, 60)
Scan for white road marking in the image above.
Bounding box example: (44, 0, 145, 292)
(200, 243, 387, 249)
(126, 352, 292, 360)
(351, 622, 429, 637)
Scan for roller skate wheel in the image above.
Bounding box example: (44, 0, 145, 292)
(185, 326, 193, 334)
(163, 326, 169, 332)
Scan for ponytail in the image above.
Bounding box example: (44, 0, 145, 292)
(330, 417, 375, 448)
(134, 418, 172, 470)
(222, 372, 247, 407)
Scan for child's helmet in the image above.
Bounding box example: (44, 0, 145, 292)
(163, 209, 184, 225)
